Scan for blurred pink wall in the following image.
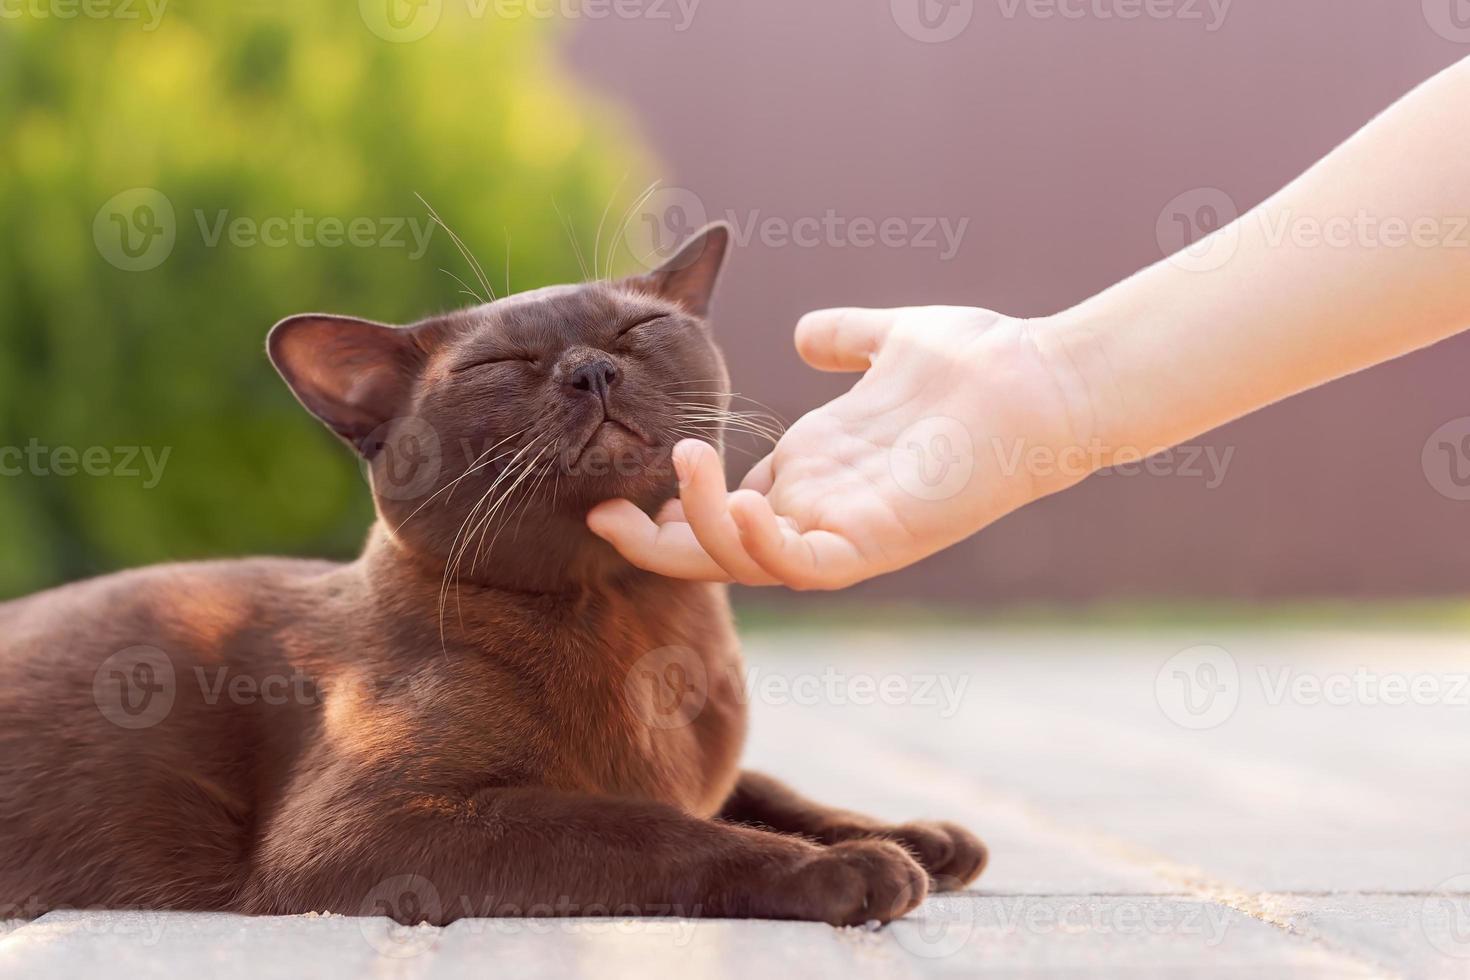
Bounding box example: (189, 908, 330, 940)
(564, 0, 1470, 603)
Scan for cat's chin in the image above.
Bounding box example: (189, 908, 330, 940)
(583, 419, 649, 455)
(556, 440, 675, 500)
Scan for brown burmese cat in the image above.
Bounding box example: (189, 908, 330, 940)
(0, 224, 985, 926)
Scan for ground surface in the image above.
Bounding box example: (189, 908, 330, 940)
(2, 627, 1468, 978)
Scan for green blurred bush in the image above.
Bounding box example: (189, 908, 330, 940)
(0, 5, 648, 596)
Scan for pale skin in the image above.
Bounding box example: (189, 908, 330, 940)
(588, 55, 1470, 590)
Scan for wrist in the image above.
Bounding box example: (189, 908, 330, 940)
(1023, 307, 1123, 477)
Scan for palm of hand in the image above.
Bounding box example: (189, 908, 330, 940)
(589, 306, 1086, 589)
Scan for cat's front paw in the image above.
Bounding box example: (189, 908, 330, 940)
(785, 839, 928, 926)
(871, 821, 988, 891)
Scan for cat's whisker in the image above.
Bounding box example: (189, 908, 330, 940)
(679, 429, 781, 451)
(665, 390, 785, 416)
(592, 173, 629, 284)
(668, 397, 781, 413)
(417, 193, 495, 302)
(470, 438, 555, 573)
(672, 402, 785, 425)
(469, 458, 539, 572)
(497, 446, 559, 558)
(606, 180, 663, 280)
(442, 473, 504, 620)
(669, 427, 766, 458)
(440, 268, 485, 306)
(438, 488, 492, 652)
(394, 426, 531, 535)
(452, 441, 541, 577)
(552, 199, 592, 282)
(437, 437, 545, 648)
(459, 435, 552, 565)
(673, 410, 786, 444)
(504, 226, 512, 297)
(611, 180, 664, 279)
(674, 417, 782, 438)
(672, 404, 785, 424)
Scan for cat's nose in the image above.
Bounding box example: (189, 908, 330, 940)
(567, 357, 619, 402)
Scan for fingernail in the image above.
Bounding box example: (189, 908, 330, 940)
(673, 451, 690, 487)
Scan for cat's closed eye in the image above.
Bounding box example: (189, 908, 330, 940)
(452, 355, 538, 373)
(616, 314, 668, 339)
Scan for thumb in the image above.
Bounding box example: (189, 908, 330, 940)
(794, 307, 904, 372)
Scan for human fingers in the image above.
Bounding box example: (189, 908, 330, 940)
(727, 489, 871, 590)
(586, 497, 732, 581)
(794, 307, 903, 372)
(674, 440, 780, 587)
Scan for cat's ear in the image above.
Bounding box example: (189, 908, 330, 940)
(268, 314, 426, 456)
(623, 222, 730, 318)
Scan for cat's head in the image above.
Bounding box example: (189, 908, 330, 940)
(268, 223, 732, 590)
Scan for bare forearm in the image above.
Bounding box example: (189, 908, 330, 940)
(589, 58, 1470, 591)
(1047, 56, 1470, 465)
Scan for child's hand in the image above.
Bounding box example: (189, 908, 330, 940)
(589, 58, 1470, 590)
(588, 306, 1099, 588)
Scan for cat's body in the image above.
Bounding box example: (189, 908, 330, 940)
(0, 534, 744, 916)
(0, 226, 985, 925)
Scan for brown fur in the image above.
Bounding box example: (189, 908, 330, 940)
(0, 225, 985, 926)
